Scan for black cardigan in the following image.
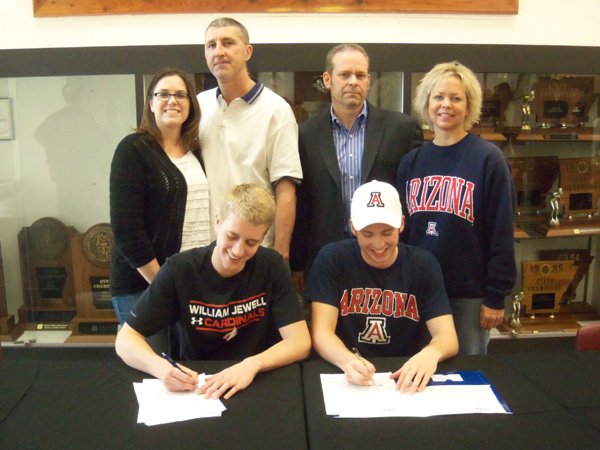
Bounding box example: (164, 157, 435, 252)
(109, 132, 196, 296)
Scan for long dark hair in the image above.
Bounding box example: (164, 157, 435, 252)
(137, 67, 201, 153)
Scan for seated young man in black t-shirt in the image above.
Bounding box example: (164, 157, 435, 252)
(116, 184, 310, 399)
(305, 180, 458, 393)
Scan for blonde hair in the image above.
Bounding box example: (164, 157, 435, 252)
(413, 61, 482, 131)
(219, 184, 275, 227)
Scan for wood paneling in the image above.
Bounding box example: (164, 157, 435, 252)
(33, 0, 519, 17)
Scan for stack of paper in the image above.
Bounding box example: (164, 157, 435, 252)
(320, 371, 511, 418)
(133, 375, 226, 426)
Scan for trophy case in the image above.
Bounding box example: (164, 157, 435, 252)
(1, 43, 600, 346)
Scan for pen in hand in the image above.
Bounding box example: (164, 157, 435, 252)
(161, 352, 186, 373)
(351, 347, 375, 385)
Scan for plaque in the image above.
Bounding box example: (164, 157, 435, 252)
(479, 81, 512, 128)
(70, 223, 117, 335)
(539, 249, 594, 304)
(521, 260, 577, 316)
(18, 218, 78, 323)
(81, 223, 113, 269)
(558, 157, 600, 217)
(534, 76, 595, 128)
(508, 157, 559, 214)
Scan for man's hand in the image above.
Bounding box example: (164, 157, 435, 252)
(160, 364, 199, 392)
(342, 356, 376, 386)
(480, 305, 504, 330)
(391, 347, 440, 394)
(196, 358, 261, 400)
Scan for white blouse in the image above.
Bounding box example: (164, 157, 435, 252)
(170, 151, 211, 251)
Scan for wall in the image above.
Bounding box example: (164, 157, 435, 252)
(0, 0, 599, 50)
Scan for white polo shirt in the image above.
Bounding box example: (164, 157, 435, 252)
(198, 82, 302, 247)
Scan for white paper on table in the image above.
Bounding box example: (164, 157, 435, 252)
(320, 372, 395, 416)
(133, 373, 226, 426)
(320, 372, 511, 418)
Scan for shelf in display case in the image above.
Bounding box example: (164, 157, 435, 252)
(515, 127, 600, 142)
(423, 128, 508, 143)
(515, 214, 600, 239)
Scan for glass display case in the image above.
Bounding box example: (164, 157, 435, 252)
(1, 43, 599, 344)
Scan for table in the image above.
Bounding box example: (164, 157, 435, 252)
(3, 349, 600, 449)
(0, 357, 307, 450)
(302, 352, 600, 450)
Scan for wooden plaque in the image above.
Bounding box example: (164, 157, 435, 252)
(508, 157, 559, 213)
(17, 218, 78, 323)
(70, 223, 117, 335)
(33, 0, 519, 16)
(538, 249, 594, 303)
(558, 157, 600, 216)
(479, 81, 513, 128)
(534, 76, 595, 128)
(521, 260, 577, 315)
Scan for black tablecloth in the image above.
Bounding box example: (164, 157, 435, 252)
(302, 353, 600, 450)
(0, 359, 307, 450)
(2, 350, 600, 450)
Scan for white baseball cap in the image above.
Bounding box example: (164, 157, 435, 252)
(350, 180, 403, 231)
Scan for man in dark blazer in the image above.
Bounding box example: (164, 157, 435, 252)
(290, 43, 423, 293)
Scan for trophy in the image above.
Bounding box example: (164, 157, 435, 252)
(534, 158, 600, 237)
(549, 188, 563, 226)
(508, 157, 559, 215)
(70, 223, 118, 337)
(534, 76, 595, 131)
(521, 260, 577, 318)
(559, 158, 600, 218)
(539, 249, 594, 304)
(510, 292, 523, 329)
(521, 90, 535, 131)
(479, 81, 512, 129)
(17, 217, 78, 323)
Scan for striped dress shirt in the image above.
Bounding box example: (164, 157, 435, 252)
(331, 102, 368, 232)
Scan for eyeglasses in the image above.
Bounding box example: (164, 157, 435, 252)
(153, 91, 189, 101)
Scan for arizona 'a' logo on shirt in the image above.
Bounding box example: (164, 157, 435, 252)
(358, 317, 391, 344)
(367, 191, 384, 207)
(426, 221, 439, 236)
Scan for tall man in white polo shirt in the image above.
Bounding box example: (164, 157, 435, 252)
(198, 17, 301, 263)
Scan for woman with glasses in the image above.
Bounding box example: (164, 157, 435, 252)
(109, 68, 210, 351)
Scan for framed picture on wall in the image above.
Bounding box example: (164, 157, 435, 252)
(0, 98, 14, 140)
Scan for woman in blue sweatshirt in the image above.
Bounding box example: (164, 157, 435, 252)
(396, 61, 516, 354)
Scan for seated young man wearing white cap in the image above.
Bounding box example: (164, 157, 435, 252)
(306, 180, 458, 393)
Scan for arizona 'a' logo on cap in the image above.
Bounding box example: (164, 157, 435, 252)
(367, 191, 385, 208)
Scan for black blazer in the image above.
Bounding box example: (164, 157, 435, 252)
(290, 102, 423, 274)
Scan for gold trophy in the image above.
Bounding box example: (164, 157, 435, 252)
(521, 91, 535, 131)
